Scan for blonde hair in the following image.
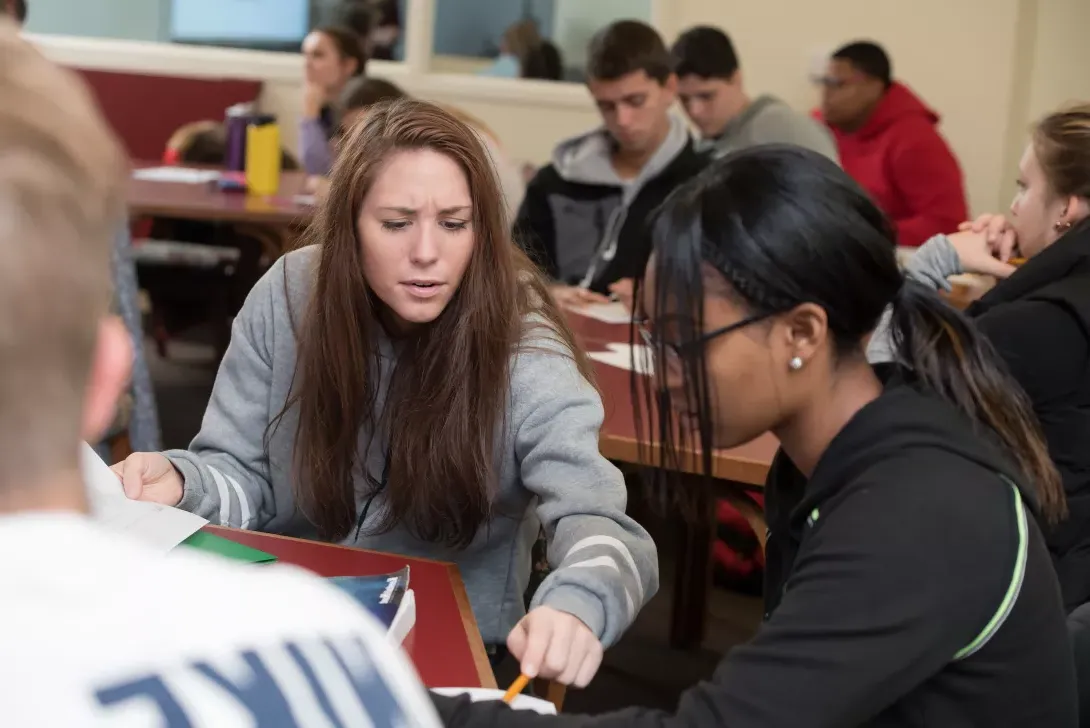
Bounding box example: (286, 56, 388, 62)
(1033, 102, 1090, 202)
(0, 20, 127, 488)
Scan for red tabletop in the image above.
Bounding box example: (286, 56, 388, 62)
(128, 163, 315, 226)
(206, 525, 496, 690)
(565, 310, 778, 486)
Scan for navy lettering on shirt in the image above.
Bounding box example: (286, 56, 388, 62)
(93, 636, 408, 727)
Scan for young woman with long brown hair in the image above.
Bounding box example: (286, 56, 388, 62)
(114, 99, 658, 687)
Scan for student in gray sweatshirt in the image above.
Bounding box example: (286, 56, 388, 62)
(113, 99, 658, 689)
(671, 27, 838, 163)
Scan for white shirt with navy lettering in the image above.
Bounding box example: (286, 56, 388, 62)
(0, 513, 443, 727)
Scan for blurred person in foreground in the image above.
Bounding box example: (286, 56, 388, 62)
(815, 41, 967, 247)
(1, 0, 24, 24)
(0, 20, 441, 727)
(515, 20, 704, 310)
(671, 26, 836, 163)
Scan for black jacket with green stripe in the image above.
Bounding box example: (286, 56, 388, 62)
(432, 376, 1078, 727)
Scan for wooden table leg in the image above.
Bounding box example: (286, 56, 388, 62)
(669, 478, 769, 650)
(670, 474, 713, 649)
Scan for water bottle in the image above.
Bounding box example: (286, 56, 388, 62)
(224, 102, 254, 172)
(245, 114, 281, 196)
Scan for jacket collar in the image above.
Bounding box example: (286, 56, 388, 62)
(971, 219, 1090, 314)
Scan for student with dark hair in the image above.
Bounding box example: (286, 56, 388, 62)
(671, 26, 836, 162)
(299, 25, 368, 175)
(118, 99, 657, 688)
(815, 40, 967, 247)
(432, 145, 1078, 727)
(514, 20, 704, 308)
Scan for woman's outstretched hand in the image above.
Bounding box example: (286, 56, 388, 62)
(506, 606, 603, 688)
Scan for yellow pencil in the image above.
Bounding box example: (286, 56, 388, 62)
(502, 674, 530, 703)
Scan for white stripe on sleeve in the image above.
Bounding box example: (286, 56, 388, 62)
(564, 535, 643, 603)
(206, 467, 234, 527)
(210, 467, 253, 529)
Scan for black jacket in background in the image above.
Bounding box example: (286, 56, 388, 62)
(432, 381, 1077, 728)
(514, 143, 705, 294)
(966, 219, 1090, 611)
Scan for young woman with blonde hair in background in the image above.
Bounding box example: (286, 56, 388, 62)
(875, 103, 1090, 613)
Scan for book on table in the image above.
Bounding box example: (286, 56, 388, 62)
(329, 566, 416, 646)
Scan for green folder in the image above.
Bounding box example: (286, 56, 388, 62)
(180, 531, 278, 564)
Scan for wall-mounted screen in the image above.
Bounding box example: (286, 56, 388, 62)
(171, 0, 308, 46)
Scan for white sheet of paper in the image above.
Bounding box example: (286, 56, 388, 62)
(431, 688, 557, 715)
(569, 301, 632, 325)
(587, 342, 655, 376)
(81, 443, 207, 552)
(132, 167, 221, 184)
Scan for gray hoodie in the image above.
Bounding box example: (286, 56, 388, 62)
(866, 235, 962, 364)
(165, 247, 659, 647)
(517, 113, 700, 290)
(701, 95, 839, 165)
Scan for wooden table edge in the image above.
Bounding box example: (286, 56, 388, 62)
(445, 564, 498, 689)
(599, 433, 770, 487)
(204, 526, 458, 566)
(128, 205, 311, 226)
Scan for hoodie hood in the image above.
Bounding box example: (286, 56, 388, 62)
(804, 379, 1036, 516)
(549, 113, 690, 194)
(550, 114, 691, 288)
(853, 81, 939, 140)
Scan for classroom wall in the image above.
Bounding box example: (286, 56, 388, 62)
(671, 0, 1022, 216)
(29, 0, 1090, 217)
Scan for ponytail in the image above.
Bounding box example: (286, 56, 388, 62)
(888, 281, 1066, 523)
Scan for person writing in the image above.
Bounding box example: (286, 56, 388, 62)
(871, 103, 1090, 613)
(116, 99, 658, 688)
(432, 146, 1077, 726)
(299, 25, 367, 176)
(515, 20, 704, 309)
(0, 23, 441, 727)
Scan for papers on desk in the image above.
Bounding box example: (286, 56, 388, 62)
(132, 166, 222, 184)
(81, 443, 207, 552)
(587, 342, 655, 376)
(568, 301, 632, 325)
(431, 688, 557, 715)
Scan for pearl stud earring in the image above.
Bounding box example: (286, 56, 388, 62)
(789, 356, 804, 371)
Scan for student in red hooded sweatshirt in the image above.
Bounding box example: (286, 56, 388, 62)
(815, 41, 968, 247)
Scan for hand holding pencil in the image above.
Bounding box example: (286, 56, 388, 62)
(506, 606, 604, 689)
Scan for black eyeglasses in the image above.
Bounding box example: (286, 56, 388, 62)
(637, 313, 770, 369)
